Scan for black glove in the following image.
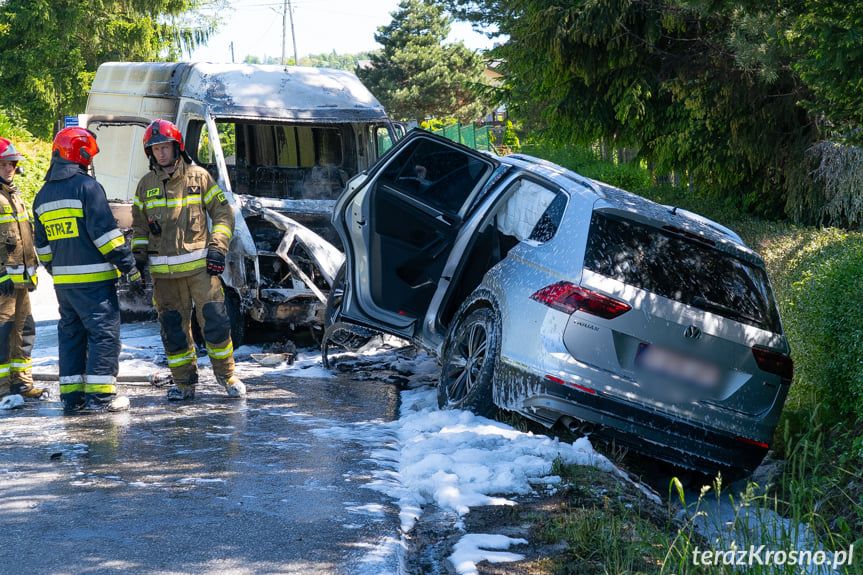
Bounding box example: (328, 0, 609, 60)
(127, 266, 145, 294)
(42, 261, 53, 276)
(5, 235, 17, 250)
(133, 252, 148, 270)
(206, 248, 226, 275)
(0, 273, 13, 296)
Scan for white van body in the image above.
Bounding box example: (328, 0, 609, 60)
(79, 61, 398, 343)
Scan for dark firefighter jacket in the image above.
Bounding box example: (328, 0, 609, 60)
(33, 158, 135, 288)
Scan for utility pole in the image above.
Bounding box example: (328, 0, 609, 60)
(229, 41, 235, 64)
(288, 0, 298, 65)
(281, 0, 287, 65)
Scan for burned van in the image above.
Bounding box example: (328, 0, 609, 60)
(76, 61, 399, 343)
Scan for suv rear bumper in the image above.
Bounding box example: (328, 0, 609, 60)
(497, 362, 769, 478)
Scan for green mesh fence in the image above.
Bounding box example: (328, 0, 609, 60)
(430, 122, 495, 153)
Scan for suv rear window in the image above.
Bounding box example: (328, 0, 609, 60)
(585, 212, 782, 333)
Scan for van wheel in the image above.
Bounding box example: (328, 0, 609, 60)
(438, 306, 499, 418)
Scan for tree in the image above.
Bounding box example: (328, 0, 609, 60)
(0, 0, 224, 137)
(357, 0, 492, 123)
(790, 1, 863, 143)
(442, 0, 822, 218)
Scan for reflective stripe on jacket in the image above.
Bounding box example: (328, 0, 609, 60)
(131, 160, 234, 279)
(32, 158, 135, 289)
(0, 182, 39, 289)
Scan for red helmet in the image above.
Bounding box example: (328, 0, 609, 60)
(53, 127, 99, 167)
(0, 138, 24, 163)
(143, 119, 184, 157)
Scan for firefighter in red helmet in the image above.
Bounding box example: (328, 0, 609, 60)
(0, 137, 43, 400)
(132, 119, 244, 401)
(32, 127, 142, 413)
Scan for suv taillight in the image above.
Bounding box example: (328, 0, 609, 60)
(530, 281, 631, 319)
(751, 346, 794, 383)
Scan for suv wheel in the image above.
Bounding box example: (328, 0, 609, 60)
(438, 306, 499, 418)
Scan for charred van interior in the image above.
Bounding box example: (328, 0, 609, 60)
(195, 121, 355, 199)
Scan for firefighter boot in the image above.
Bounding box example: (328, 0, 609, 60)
(166, 373, 197, 401)
(86, 393, 130, 412)
(10, 383, 45, 400)
(11, 366, 44, 399)
(216, 375, 246, 398)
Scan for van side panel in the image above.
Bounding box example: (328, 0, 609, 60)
(85, 63, 190, 201)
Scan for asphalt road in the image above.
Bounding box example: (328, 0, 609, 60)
(0, 370, 404, 575)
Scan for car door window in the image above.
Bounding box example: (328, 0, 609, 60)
(377, 137, 488, 214)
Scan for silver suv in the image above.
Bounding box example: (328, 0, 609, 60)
(325, 129, 792, 479)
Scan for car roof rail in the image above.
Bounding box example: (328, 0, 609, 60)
(505, 153, 604, 196)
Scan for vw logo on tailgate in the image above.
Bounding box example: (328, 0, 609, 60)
(684, 325, 703, 340)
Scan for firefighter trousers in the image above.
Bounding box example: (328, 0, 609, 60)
(56, 283, 122, 408)
(0, 288, 35, 395)
(152, 271, 235, 385)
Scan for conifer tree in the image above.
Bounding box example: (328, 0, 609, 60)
(358, 0, 491, 123)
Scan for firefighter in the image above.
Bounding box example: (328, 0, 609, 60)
(33, 127, 142, 413)
(0, 137, 42, 400)
(131, 119, 245, 401)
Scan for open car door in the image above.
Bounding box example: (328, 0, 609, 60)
(340, 131, 497, 338)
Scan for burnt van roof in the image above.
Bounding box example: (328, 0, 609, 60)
(90, 62, 388, 122)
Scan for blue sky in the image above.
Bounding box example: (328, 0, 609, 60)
(187, 0, 496, 63)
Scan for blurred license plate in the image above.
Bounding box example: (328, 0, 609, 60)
(635, 344, 720, 389)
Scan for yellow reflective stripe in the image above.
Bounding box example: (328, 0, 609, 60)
(144, 195, 202, 210)
(5, 265, 35, 283)
(149, 259, 207, 274)
(94, 229, 124, 251)
(204, 185, 222, 203)
(133, 196, 144, 208)
(38, 208, 84, 222)
(0, 273, 9, 283)
(38, 253, 53, 263)
(131, 237, 149, 247)
(60, 383, 85, 393)
(168, 195, 201, 207)
(0, 364, 9, 376)
(84, 384, 117, 394)
(35, 199, 83, 214)
(11, 359, 32, 371)
(212, 224, 232, 239)
(52, 269, 122, 284)
(0, 215, 14, 224)
(206, 342, 234, 359)
(167, 350, 196, 367)
(97, 235, 126, 255)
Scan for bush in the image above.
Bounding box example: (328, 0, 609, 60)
(1, 109, 52, 204)
(520, 141, 652, 192)
(764, 228, 863, 420)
